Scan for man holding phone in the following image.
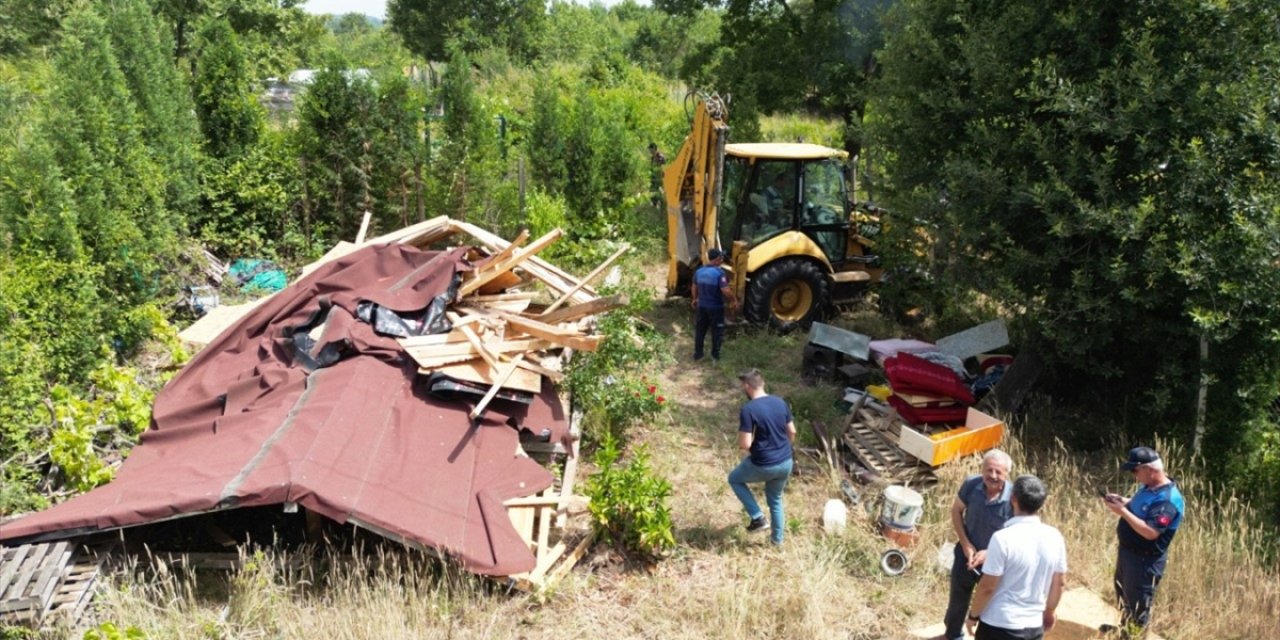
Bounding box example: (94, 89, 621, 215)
(1101, 446, 1185, 637)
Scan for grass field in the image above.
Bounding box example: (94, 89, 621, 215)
(77, 278, 1279, 640)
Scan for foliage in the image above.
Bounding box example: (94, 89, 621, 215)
(83, 622, 145, 640)
(0, 0, 75, 56)
(566, 281, 669, 444)
(193, 18, 263, 161)
(663, 0, 892, 156)
(104, 0, 203, 219)
(49, 360, 157, 492)
(584, 432, 676, 558)
(197, 128, 304, 260)
(873, 0, 1280, 506)
(388, 0, 546, 62)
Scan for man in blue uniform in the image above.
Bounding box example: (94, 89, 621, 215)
(691, 248, 737, 362)
(1101, 446, 1185, 637)
(727, 368, 795, 545)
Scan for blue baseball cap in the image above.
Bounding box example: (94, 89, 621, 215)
(1120, 446, 1160, 471)
(707, 248, 725, 261)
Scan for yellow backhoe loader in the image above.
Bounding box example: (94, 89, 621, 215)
(665, 92, 882, 330)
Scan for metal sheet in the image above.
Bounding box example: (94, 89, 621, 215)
(936, 320, 1009, 360)
(807, 322, 871, 360)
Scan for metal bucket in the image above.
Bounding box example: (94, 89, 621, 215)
(880, 485, 924, 530)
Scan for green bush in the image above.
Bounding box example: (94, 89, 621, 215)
(584, 433, 675, 559)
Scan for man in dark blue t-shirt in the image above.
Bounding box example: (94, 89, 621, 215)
(691, 248, 738, 361)
(727, 368, 796, 545)
(1102, 446, 1185, 636)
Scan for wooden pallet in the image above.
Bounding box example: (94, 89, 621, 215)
(0, 539, 111, 626)
(836, 409, 937, 488)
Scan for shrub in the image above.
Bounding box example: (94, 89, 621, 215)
(584, 432, 675, 559)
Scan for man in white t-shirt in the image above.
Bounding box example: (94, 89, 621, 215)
(965, 475, 1067, 640)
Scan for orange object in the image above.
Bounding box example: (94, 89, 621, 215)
(897, 407, 1005, 467)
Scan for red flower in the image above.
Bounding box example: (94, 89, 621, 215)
(657, 396, 665, 404)
(647, 385, 656, 394)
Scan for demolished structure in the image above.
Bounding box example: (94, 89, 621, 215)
(1, 217, 621, 623)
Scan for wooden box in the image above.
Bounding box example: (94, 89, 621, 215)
(897, 407, 1005, 467)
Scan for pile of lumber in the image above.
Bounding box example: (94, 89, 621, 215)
(811, 395, 938, 489)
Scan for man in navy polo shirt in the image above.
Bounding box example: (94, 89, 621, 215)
(727, 368, 795, 545)
(935, 449, 1015, 640)
(1101, 446, 1185, 637)
(691, 248, 737, 362)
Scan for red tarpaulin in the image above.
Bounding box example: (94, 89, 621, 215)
(0, 243, 569, 576)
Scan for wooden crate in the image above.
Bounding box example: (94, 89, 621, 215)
(897, 407, 1005, 467)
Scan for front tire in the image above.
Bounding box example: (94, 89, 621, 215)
(744, 259, 830, 331)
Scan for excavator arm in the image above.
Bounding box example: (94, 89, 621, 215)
(665, 93, 729, 296)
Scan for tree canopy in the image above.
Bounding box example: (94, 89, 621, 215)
(873, 0, 1280, 464)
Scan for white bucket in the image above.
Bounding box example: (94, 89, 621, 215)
(880, 485, 924, 530)
(822, 499, 847, 534)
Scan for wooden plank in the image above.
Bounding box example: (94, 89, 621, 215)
(447, 311, 501, 369)
(497, 313, 601, 352)
(401, 337, 551, 363)
(556, 409, 584, 527)
(469, 354, 525, 419)
(457, 229, 562, 298)
(29, 542, 69, 605)
(472, 229, 529, 274)
(362, 215, 452, 246)
(540, 244, 629, 315)
(537, 294, 629, 325)
(446, 220, 597, 306)
(434, 359, 543, 394)
(543, 531, 595, 586)
(514, 357, 564, 384)
(355, 210, 372, 244)
(527, 541, 567, 585)
(0, 545, 32, 596)
(508, 506, 536, 548)
(397, 330, 470, 348)
(0, 597, 39, 614)
(5, 542, 50, 600)
(536, 488, 554, 569)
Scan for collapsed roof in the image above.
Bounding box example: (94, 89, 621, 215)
(0, 218, 622, 578)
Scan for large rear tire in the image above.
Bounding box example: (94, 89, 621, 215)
(744, 259, 830, 331)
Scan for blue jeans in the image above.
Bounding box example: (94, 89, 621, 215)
(694, 306, 725, 360)
(728, 456, 793, 544)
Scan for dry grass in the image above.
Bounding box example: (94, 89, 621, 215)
(83, 276, 1279, 640)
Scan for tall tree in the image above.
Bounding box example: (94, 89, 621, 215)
(192, 18, 263, 161)
(874, 0, 1280, 465)
(104, 0, 203, 219)
(39, 5, 174, 304)
(660, 0, 892, 156)
(388, 0, 546, 62)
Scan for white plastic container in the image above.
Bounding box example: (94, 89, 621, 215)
(880, 485, 924, 530)
(822, 499, 847, 534)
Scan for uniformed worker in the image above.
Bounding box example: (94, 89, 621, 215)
(1101, 446, 1185, 637)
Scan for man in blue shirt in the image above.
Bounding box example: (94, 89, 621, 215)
(1102, 446, 1185, 637)
(691, 248, 737, 362)
(727, 368, 796, 545)
(935, 450, 1015, 640)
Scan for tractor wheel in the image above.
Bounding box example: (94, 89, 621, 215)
(744, 259, 830, 332)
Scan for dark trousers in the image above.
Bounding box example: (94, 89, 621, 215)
(694, 306, 725, 360)
(944, 544, 981, 639)
(1115, 547, 1165, 631)
(974, 621, 1043, 640)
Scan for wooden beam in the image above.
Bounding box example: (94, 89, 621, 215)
(457, 229, 562, 298)
(469, 354, 525, 419)
(363, 215, 452, 246)
(540, 244, 629, 315)
(556, 409, 584, 527)
(446, 220, 597, 305)
(474, 229, 529, 273)
(537, 294, 629, 325)
(355, 210, 372, 244)
(497, 312, 600, 352)
(447, 311, 500, 369)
